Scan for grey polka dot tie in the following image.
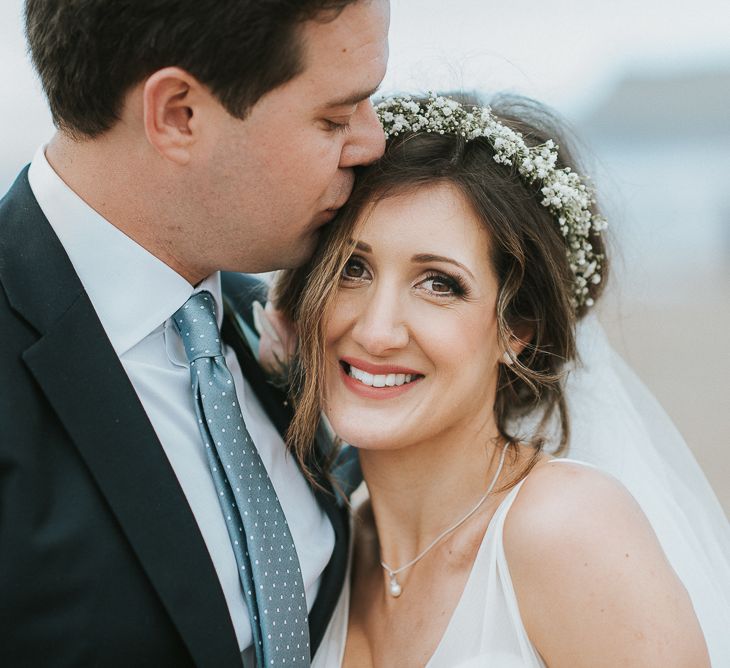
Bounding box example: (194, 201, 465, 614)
(173, 292, 310, 668)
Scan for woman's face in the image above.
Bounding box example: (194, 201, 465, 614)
(324, 182, 504, 451)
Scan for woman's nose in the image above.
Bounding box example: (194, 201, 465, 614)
(350, 285, 409, 356)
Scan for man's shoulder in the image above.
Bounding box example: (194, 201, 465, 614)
(0, 166, 33, 221)
(0, 165, 47, 261)
(0, 165, 86, 333)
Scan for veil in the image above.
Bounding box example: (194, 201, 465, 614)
(556, 314, 730, 664)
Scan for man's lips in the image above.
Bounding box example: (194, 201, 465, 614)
(322, 198, 348, 219)
(318, 174, 354, 224)
(323, 172, 355, 215)
(318, 208, 339, 224)
(334, 171, 355, 207)
(327, 195, 349, 213)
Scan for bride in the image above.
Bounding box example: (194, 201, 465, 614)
(262, 94, 730, 666)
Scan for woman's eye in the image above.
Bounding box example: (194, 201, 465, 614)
(427, 277, 453, 293)
(418, 273, 466, 297)
(341, 257, 369, 281)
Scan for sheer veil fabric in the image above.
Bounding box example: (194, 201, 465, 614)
(547, 315, 730, 664)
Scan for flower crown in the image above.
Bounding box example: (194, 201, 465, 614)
(374, 94, 607, 310)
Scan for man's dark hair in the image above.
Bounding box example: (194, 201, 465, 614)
(25, 0, 359, 138)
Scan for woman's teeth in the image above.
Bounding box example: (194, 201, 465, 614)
(348, 365, 417, 387)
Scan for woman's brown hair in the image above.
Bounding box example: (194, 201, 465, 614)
(274, 95, 608, 485)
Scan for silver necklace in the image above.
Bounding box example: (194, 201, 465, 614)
(380, 444, 508, 598)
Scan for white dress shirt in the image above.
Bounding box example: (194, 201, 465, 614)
(27, 146, 335, 654)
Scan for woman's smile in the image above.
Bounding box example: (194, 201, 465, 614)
(338, 357, 425, 399)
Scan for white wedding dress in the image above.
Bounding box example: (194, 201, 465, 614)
(313, 462, 590, 668)
(312, 317, 730, 667)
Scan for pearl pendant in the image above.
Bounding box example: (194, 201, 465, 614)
(388, 574, 402, 597)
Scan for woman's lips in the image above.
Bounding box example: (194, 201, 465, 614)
(338, 358, 424, 400)
(340, 356, 423, 376)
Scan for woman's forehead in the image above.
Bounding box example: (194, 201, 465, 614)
(353, 183, 491, 262)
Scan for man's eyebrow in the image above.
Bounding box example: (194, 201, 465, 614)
(411, 253, 475, 280)
(323, 85, 381, 109)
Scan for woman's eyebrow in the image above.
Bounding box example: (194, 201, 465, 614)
(350, 244, 475, 279)
(411, 253, 475, 280)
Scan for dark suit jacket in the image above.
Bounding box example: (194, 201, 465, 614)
(0, 168, 349, 667)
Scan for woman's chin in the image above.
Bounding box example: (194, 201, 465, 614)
(327, 415, 411, 453)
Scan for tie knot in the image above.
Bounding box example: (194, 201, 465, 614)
(173, 291, 223, 362)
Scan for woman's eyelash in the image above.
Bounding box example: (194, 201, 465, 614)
(340, 259, 469, 298)
(422, 272, 469, 297)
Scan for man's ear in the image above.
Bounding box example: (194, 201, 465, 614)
(142, 67, 203, 165)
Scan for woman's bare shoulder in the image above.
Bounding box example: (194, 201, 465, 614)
(504, 459, 646, 552)
(502, 459, 709, 667)
(503, 458, 668, 598)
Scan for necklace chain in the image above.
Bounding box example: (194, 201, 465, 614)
(380, 444, 509, 597)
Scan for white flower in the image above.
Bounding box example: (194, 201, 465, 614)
(375, 93, 607, 310)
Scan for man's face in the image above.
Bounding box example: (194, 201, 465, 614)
(197, 0, 390, 275)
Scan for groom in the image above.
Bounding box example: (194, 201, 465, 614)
(0, 1, 388, 666)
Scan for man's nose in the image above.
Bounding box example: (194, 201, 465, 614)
(339, 99, 386, 168)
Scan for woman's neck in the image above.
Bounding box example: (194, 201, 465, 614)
(358, 417, 507, 570)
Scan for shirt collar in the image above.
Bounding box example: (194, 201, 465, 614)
(28, 145, 224, 355)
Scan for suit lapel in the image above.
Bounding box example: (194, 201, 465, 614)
(221, 275, 350, 657)
(0, 170, 241, 667)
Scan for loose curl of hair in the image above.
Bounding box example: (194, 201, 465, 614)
(274, 95, 608, 487)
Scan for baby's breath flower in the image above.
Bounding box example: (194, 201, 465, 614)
(374, 93, 607, 310)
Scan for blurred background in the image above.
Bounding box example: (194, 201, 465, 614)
(1, 0, 728, 514)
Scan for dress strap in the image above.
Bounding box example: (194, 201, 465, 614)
(546, 457, 597, 469)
